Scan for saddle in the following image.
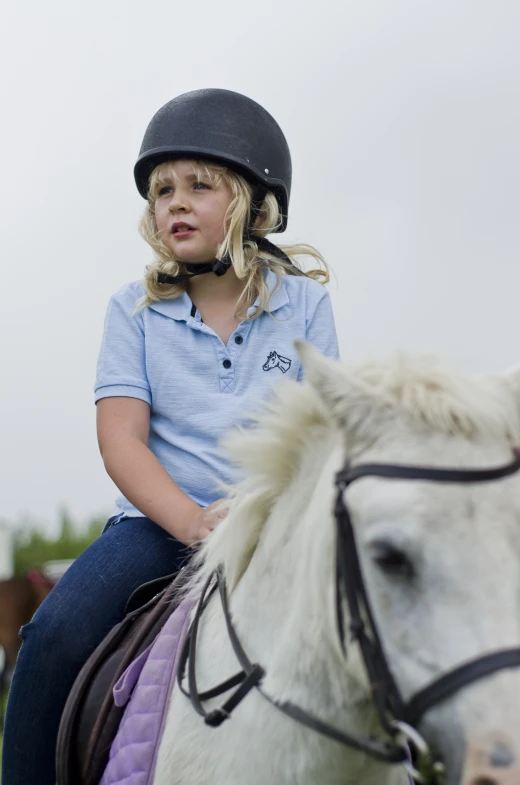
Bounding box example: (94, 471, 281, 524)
(55, 567, 190, 785)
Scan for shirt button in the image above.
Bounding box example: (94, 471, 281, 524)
(234, 335, 243, 344)
(223, 359, 232, 369)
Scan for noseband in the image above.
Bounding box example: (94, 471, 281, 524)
(178, 450, 520, 782)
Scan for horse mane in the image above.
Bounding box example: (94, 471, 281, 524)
(350, 355, 520, 442)
(194, 355, 520, 590)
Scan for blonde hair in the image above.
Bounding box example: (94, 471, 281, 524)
(138, 160, 330, 319)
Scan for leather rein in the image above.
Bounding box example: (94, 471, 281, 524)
(177, 450, 520, 782)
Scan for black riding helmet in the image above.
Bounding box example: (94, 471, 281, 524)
(134, 88, 301, 283)
(135, 88, 291, 229)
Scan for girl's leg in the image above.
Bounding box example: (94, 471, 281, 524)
(2, 516, 190, 785)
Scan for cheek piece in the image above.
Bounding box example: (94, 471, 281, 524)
(156, 186, 307, 285)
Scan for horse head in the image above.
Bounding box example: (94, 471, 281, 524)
(160, 345, 520, 785)
(296, 343, 520, 785)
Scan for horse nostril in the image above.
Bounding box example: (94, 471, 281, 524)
(489, 742, 515, 768)
(470, 778, 499, 785)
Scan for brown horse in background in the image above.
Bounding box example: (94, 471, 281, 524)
(0, 571, 55, 676)
(0, 571, 58, 730)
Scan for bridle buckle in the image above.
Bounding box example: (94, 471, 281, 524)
(391, 720, 445, 784)
(205, 707, 231, 727)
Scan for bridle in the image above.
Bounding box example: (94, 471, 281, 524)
(177, 450, 520, 783)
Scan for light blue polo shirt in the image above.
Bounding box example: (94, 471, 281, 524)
(95, 268, 339, 515)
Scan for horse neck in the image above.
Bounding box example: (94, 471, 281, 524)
(228, 430, 372, 724)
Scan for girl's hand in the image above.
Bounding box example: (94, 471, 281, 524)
(179, 499, 228, 546)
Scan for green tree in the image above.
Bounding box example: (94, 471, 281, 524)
(12, 509, 105, 575)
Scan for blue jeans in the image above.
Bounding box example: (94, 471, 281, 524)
(1, 515, 191, 785)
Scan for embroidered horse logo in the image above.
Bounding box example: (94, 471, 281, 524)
(262, 351, 292, 374)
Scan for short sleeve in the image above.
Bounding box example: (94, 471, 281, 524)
(297, 289, 340, 381)
(94, 286, 152, 405)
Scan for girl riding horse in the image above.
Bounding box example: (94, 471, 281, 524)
(2, 88, 339, 785)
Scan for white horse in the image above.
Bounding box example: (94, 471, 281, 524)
(154, 344, 520, 785)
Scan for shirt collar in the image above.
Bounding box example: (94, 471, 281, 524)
(148, 290, 193, 321)
(247, 267, 289, 315)
(148, 266, 289, 322)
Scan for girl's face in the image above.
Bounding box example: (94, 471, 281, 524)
(153, 160, 234, 264)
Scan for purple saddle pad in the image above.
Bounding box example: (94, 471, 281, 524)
(100, 596, 193, 785)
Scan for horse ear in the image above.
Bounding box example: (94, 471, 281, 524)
(295, 341, 383, 434)
(503, 365, 520, 406)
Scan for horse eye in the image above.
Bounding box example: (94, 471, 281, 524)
(371, 542, 415, 578)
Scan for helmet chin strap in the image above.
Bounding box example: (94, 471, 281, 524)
(157, 186, 306, 286)
(157, 259, 231, 284)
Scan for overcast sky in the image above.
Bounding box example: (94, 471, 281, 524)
(2, 0, 520, 535)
